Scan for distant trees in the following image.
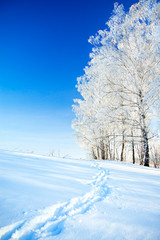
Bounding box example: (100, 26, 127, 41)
(72, 0, 160, 167)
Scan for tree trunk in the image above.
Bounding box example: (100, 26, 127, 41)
(105, 136, 109, 160)
(100, 139, 105, 160)
(121, 131, 125, 161)
(142, 127, 149, 167)
(92, 148, 97, 160)
(109, 139, 112, 160)
(138, 90, 149, 167)
(113, 132, 116, 160)
(97, 147, 100, 160)
(131, 129, 135, 164)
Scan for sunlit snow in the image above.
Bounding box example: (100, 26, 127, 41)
(0, 150, 160, 240)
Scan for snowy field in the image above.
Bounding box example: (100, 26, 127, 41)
(0, 150, 160, 240)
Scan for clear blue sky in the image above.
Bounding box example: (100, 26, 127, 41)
(0, 0, 138, 157)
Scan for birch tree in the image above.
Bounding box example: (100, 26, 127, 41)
(72, 0, 160, 166)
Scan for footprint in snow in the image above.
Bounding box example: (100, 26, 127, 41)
(0, 167, 109, 240)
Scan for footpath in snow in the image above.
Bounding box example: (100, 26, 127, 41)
(0, 150, 160, 240)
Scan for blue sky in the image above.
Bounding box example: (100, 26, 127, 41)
(0, 0, 138, 157)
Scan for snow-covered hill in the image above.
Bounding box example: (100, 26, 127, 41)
(0, 150, 160, 240)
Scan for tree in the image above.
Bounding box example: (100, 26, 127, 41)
(72, 0, 160, 166)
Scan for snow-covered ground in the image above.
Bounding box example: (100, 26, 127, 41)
(0, 150, 160, 240)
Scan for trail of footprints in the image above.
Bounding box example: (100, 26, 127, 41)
(0, 166, 109, 240)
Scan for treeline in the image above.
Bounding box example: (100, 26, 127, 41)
(72, 0, 160, 167)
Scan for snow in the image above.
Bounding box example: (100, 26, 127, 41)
(0, 150, 160, 239)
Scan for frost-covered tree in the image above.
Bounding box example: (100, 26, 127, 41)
(72, 0, 160, 166)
